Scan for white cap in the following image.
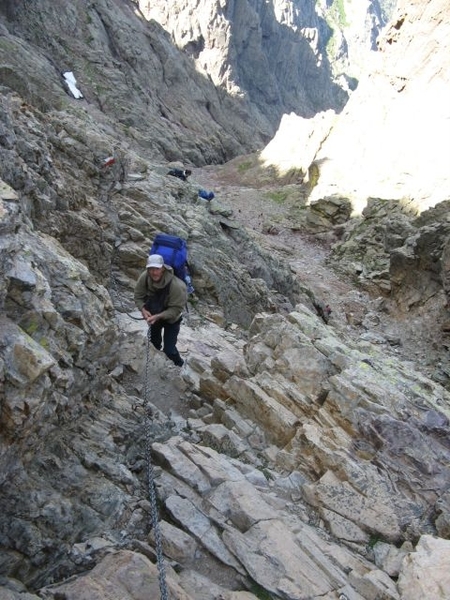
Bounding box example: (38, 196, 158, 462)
(146, 254, 165, 268)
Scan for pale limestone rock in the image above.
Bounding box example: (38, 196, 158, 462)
(7, 258, 37, 298)
(149, 520, 198, 563)
(373, 541, 412, 578)
(253, 371, 321, 415)
(198, 423, 248, 458)
(39, 549, 194, 600)
(178, 439, 245, 485)
(224, 376, 299, 446)
(257, 335, 331, 396)
(176, 570, 256, 600)
(397, 535, 450, 600)
(288, 528, 397, 600)
(321, 507, 370, 544)
(213, 399, 256, 439)
(261, 110, 337, 177)
(208, 480, 276, 531)
(349, 567, 400, 600)
(147, 436, 396, 599)
(165, 495, 244, 573)
(0, 178, 19, 202)
(223, 519, 346, 598)
(199, 372, 232, 402)
(272, 470, 307, 500)
(210, 348, 250, 382)
(10, 328, 56, 384)
(1, 318, 58, 430)
(152, 439, 212, 495)
(303, 469, 402, 542)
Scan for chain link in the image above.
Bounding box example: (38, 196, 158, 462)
(144, 327, 169, 600)
(109, 254, 144, 321)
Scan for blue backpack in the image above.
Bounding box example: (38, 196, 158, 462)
(198, 188, 215, 201)
(149, 233, 194, 293)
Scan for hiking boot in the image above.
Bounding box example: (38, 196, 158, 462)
(166, 352, 184, 367)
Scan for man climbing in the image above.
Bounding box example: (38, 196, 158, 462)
(134, 254, 187, 366)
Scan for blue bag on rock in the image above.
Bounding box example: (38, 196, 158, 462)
(198, 188, 215, 201)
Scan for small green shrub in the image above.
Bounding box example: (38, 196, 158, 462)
(332, 0, 348, 27)
(39, 338, 50, 350)
(249, 581, 275, 600)
(368, 533, 384, 548)
(23, 320, 39, 335)
(238, 160, 253, 173)
(265, 190, 288, 204)
(308, 163, 320, 189)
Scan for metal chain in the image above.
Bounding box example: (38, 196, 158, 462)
(144, 327, 169, 600)
(90, 151, 145, 322)
(109, 253, 144, 321)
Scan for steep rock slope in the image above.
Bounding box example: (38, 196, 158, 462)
(308, 0, 450, 211)
(139, 0, 348, 125)
(258, 0, 450, 340)
(0, 92, 302, 592)
(0, 0, 271, 165)
(318, 0, 396, 80)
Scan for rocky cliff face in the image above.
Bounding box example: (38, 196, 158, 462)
(317, 0, 396, 81)
(139, 0, 349, 125)
(141, 0, 397, 118)
(0, 1, 449, 599)
(0, 0, 273, 165)
(262, 0, 450, 214)
(307, 0, 450, 212)
(260, 0, 450, 327)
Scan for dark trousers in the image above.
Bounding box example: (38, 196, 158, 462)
(150, 318, 183, 366)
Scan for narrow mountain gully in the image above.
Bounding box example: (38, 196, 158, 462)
(100, 155, 450, 598)
(191, 158, 449, 383)
(121, 154, 449, 432)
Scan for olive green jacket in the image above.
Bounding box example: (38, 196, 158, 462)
(134, 268, 187, 324)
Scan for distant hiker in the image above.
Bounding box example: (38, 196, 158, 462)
(313, 299, 332, 324)
(167, 168, 192, 182)
(134, 254, 187, 367)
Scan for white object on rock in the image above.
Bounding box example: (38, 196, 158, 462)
(63, 71, 83, 99)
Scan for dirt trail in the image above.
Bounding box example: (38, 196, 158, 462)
(193, 161, 376, 333)
(121, 157, 448, 421)
(192, 159, 449, 386)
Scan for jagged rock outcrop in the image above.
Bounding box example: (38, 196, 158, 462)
(307, 0, 450, 212)
(258, 0, 450, 364)
(0, 0, 271, 165)
(329, 199, 450, 308)
(140, 0, 348, 125)
(262, 0, 449, 213)
(318, 0, 395, 80)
